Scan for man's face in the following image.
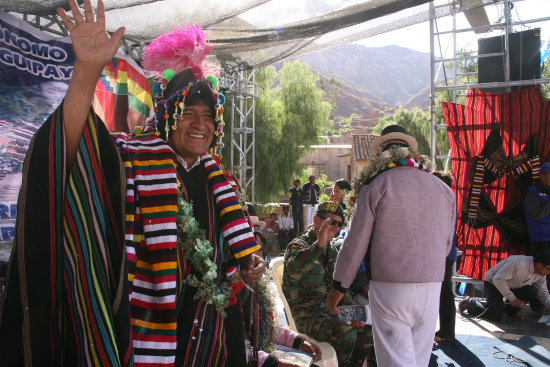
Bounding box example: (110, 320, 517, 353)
(309, 176, 316, 184)
(168, 100, 215, 164)
(294, 181, 300, 187)
(534, 262, 550, 276)
(314, 212, 343, 239)
(540, 172, 550, 189)
(282, 208, 289, 216)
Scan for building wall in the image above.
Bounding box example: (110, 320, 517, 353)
(352, 159, 367, 180)
(301, 145, 352, 181)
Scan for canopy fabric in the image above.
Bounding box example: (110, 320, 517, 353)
(0, 0, 500, 71)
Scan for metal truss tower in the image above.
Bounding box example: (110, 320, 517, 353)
(219, 70, 259, 203)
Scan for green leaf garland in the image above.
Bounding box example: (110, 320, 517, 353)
(176, 188, 235, 314)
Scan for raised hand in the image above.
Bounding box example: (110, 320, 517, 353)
(56, 0, 126, 169)
(57, 0, 125, 73)
(316, 217, 339, 248)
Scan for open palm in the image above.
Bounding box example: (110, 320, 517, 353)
(57, 0, 124, 70)
(71, 23, 121, 67)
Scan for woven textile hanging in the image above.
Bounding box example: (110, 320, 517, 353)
(442, 87, 550, 279)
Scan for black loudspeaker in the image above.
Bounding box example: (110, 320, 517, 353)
(478, 28, 541, 92)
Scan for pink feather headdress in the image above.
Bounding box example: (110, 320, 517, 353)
(142, 23, 215, 79)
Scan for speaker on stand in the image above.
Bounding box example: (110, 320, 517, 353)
(477, 28, 541, 92)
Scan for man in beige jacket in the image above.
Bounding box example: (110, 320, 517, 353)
(327, 125, 456, 367)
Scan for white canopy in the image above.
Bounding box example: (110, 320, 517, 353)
(0, 0, 503, 71)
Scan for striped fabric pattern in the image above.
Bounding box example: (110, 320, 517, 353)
(31, 107, 132, 366)
(365, 157, 430, 185)
(62, 115, 126, 366)
(117, 132, 260, 366)
(202, 153, 260, 259)
(386, 157, 429, 171)
(442, 87, 550, 279)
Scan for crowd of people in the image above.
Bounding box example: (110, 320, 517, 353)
(0, 1, 549, 367)
(279, 127, 550, 366)
(254, 176, 355, 258)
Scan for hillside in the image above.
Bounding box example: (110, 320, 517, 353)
(299, 44, 431, 118)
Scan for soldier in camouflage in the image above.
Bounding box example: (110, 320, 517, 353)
(282, 201, 373, 367)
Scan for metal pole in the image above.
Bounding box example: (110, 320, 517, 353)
(504, 0, 511, 83)
(429, 1, 437, 168)
(250, 70, 256, 204)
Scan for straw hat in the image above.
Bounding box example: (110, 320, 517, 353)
(370, 124, 418, 154)
(249, 216, 266, 231)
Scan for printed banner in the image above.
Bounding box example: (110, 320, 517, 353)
(0, 11, 152, 253)
(0, 10, 74, 253)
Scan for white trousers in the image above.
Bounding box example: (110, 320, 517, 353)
(304, 203, 318, 231)
(369, 280, 441, 367)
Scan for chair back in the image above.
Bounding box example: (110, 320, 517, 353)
(269, 256, 298, 331)
(268, 256, 339, 367)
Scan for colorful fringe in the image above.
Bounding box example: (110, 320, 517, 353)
(466, 154, 542, 222)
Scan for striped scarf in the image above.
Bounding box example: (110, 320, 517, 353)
(365, 157, 430, 185)
(117, 132, 260, 366)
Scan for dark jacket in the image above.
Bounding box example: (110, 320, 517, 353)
(524, 181, 550, 242)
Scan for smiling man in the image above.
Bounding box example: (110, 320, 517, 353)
(169, 101, 215, 163)
(0, 1, 264, 366)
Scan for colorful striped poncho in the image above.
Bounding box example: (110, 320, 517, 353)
(0, 105, 260, 366)
(118, 131, 260, 366)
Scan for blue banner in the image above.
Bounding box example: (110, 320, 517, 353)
(0, 11, 74, 246)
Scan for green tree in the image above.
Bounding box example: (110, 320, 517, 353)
(373, 108, 431, 154)
(222, 61, 332, 203)
(319, 77, 342, 120)
(541, 63, 550, 99)
(325, 113, 357, 136)
(373, 107, 450, 168)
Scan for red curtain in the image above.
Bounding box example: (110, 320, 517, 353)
(442, 87, 550, 279)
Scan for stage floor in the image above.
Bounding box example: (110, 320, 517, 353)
(430, 300, 550, 366)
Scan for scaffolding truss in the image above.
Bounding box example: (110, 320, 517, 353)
(9, 1, 550, 196)
(219, 69, 258, 203)
(429, 0, 550, 168)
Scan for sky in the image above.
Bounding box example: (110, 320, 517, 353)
(356, 0, 550, 53)
(240, 0, 550, 55)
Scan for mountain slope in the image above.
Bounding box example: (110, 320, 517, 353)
(299, 44, 431, 116)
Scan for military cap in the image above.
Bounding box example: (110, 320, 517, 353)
(316, 201, 344, 218)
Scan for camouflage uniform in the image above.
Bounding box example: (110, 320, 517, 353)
(283, 229, 373, 366)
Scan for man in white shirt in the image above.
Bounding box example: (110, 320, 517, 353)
(460, 253, 550, 320)
(278, 205, 295, 251)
